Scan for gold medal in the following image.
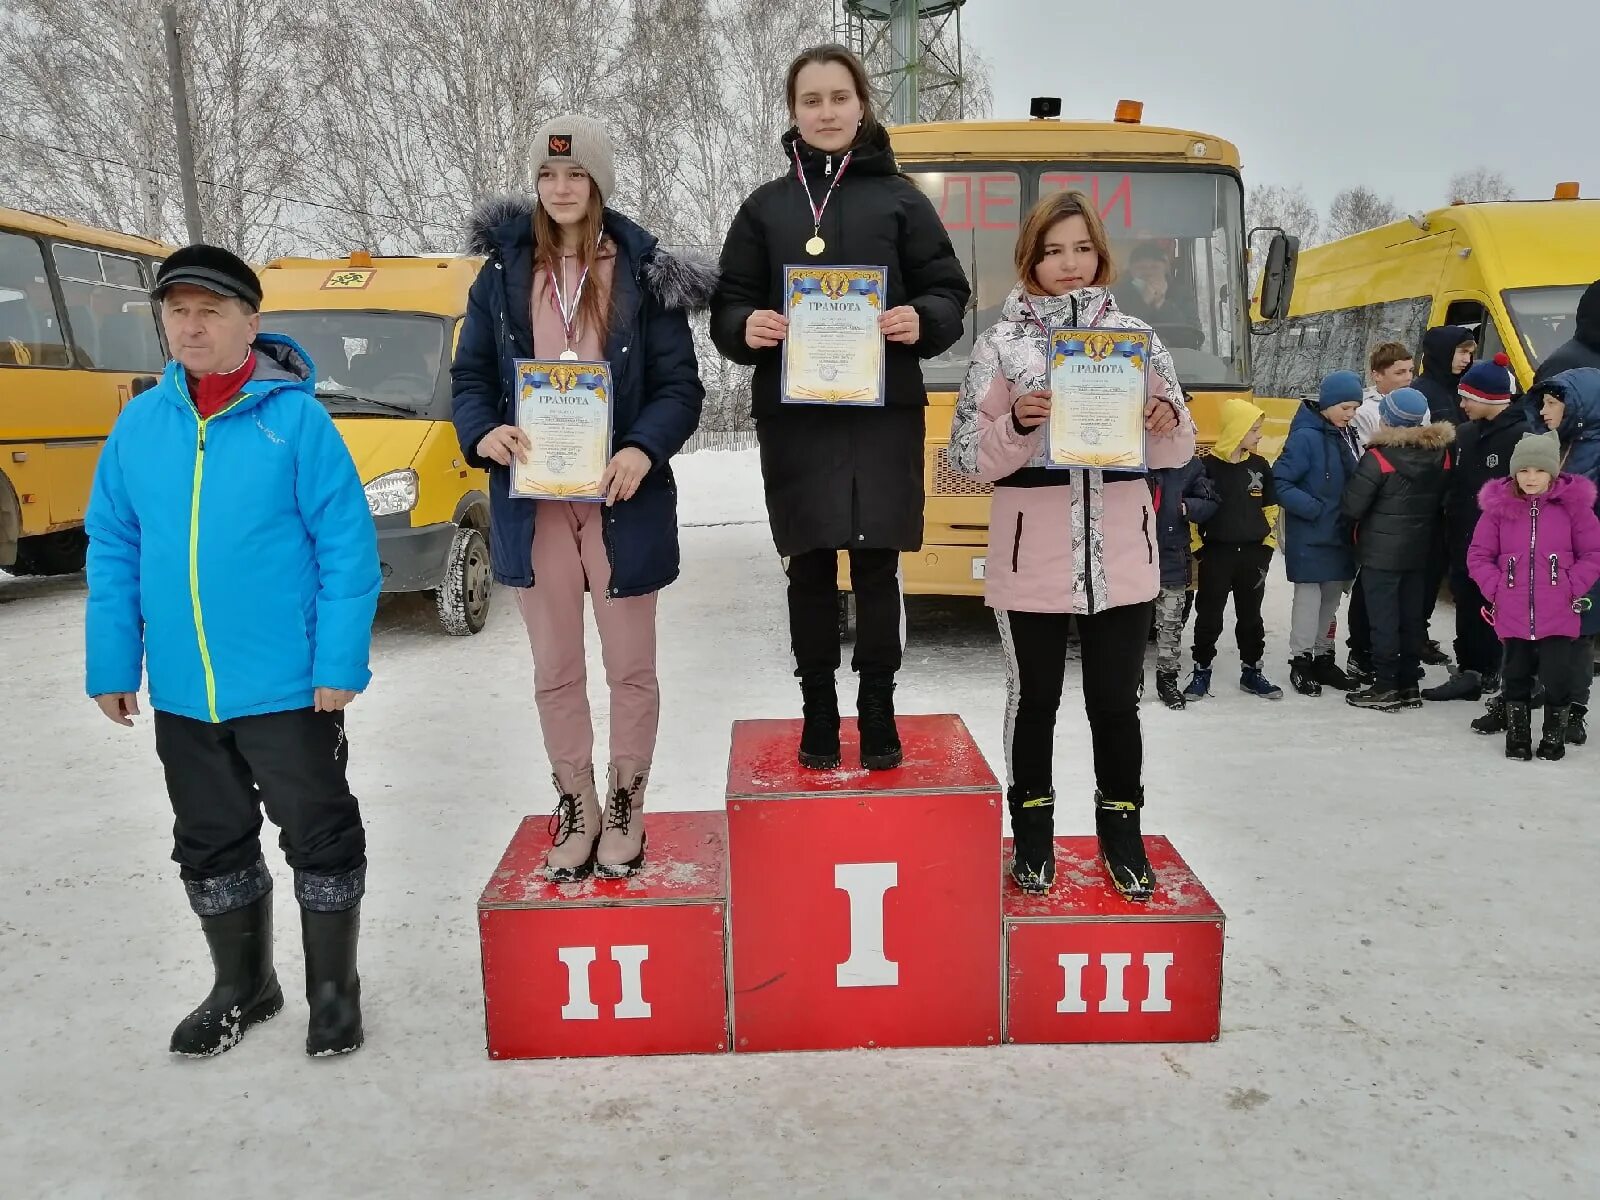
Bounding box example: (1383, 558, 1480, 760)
(805, 235, 825, 256)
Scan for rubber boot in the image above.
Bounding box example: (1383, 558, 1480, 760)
(1504, 701, 1533, 761)
(798, 672, 841, 770)
(596, 761, 650, 879)
(302, 903, 362, 1057)
(857, 672, 903, 771)
(544, 764, 600, 882)
(1007, 787, 1056, 893)
(1095, 791, 1154, 901)
(1537, 705, 1570, 761)
(170, 892, 283, 1058)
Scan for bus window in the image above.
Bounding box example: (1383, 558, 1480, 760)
(1503, 285, 1588, 363)
(0, 232, 69, 367)
(52, 244, 165, 374)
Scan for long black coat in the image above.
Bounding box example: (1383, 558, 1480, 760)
(1342, 421, 1455, 571)
(710, 125, 970, 555)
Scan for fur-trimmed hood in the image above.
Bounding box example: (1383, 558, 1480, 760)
(1368, 420, 1457, 450)
(1477, 472, 1599, 517)
(462, 194, 718, 312)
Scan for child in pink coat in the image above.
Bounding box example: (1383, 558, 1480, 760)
(948, 190, 1196, 901)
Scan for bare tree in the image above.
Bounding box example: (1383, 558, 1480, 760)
(1247, 183, 1321, 247)
(1326, 186, 1400, 241)
(1448, 167, 1516, 204)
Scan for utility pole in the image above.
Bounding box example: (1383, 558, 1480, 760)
(161, 3, 204, 243)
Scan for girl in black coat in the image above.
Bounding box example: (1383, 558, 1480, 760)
(710, 44, 970, 772)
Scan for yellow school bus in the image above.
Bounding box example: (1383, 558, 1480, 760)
(0, 208, 170, 575)
(1253, 188, 1600, 404)
(259, 253, 493, 634)
(885, 104, 1285, 598)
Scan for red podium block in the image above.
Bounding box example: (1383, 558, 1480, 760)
(1003, 836, 1224, 1044)
(726, 714, 1002, 1052)
(477, 811, 729, 1059)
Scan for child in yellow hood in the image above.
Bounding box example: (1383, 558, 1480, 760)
(1184, 397, 1284, 700)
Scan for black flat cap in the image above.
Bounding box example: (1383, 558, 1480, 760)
(151, 243, 263, 310)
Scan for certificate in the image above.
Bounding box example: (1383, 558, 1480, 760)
(781, 264, 887, 406)
(1045, 327, 1150, 471)
(510, 359, 612, 502)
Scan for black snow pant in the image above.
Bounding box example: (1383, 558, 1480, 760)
(1572, 634, 1596, 709)
(1421, 531, 1449, 629)
(1191, 542, 1271, 668)
(1361, 567, 1427, 689)
(1502, 636, 1586, 707)
(1449, 564, 1501, 678)
(787, 547, 903, 676)
(997, 602, 1152, 803)
(154, 707, 367, 917)
(1346, 571, 1371, 660)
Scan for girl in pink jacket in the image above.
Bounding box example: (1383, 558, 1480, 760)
(948, 191, 1196, 900)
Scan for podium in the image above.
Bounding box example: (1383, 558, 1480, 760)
(725, 714, 1002, 1052)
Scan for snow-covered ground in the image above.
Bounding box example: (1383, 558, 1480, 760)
(2, 448, 1596, 1199)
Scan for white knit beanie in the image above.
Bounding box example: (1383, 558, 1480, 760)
(530, 115, 616, 204)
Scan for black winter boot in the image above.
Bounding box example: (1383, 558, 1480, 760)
(1346, 650, 1375, 687)
(1095, 791, 1154, 901)
(1537, 706, 1570, 761)
(1422, 669, 1483, 702)
(1472, 694, 1507, 734)
(1505, 702, 1533, 761)
(857, 673, 903, 771)
(1311, 651, 1354, 691)
(797, 673, 842, 770)
(1155, 670, 1186, 710)
(302, 904, 363, 1057)
(1008, 787, 1056, 893)
(1566, 703, 1588, 747)
(1289, 654, 1322, 696)
(170, 893, 283, 1057)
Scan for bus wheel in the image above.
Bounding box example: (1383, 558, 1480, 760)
(11, 530, 88, 576)
(436, 525, 492, 636)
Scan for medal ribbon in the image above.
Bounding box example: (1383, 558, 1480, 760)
(549, 232, 604, 353)
(792, 144, 854, 243)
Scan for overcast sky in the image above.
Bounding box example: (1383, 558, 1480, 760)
(960, 0, 1595, 211)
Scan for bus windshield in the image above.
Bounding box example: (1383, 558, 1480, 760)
(260, 311, 447, 418)
(904, 166, 1248, 391)
(1503, 285, 1589, 365)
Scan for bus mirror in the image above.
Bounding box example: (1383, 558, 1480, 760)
(1258, 232, 1299, 322)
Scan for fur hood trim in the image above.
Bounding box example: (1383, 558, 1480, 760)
(1368, 421, 1457, 450)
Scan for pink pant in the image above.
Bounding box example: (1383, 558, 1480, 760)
(517, 501, 660, 774)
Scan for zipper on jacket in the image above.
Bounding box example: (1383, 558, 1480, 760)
(602, 505, 619, 599)
(1528, 501, 1540, 638)
(1083, 492, 1097, 615)
(187, 394, 251, 723)
(1549, 554, 1560, 586)
(1011, 512, 1024, 573)
(1142, 506, 1153, 564)
(825, 154, 834, 177)
(1506, 555, 1516, 588)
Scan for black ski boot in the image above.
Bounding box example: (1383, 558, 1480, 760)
(1472, 693, 1507, 734)
(170, 893, 283, 1058)
(1289, 654, 1322, 697)
(1566, 703, 1588, 747)
(1311, 652, 1354, 691)
(1155, 670, 1186, 710)
(1537, 706, 1570, 761)
(1505, 702, 1534, 761)
(1095, 791, 1154, 901)
(857, 672, 903, 771)
(302, 904, 363, 1057)
(1008, 787, 1056, 893)
(797, 672, 841, 770)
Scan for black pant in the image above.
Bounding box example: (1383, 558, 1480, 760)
(1361, 568, 1427, 688)
(154, 708, 366, 888)
(787, 547, 902, 676)
(1502, 637, 1585, 706)
(999, 602, 1151, 802)
(1448, 564, 1501, 677)
(1191, 543, 1270, 668)
(1572, 634, 1595, 709)
(1346, 571, 1370, 658)
(1422, 532, 1449, 626)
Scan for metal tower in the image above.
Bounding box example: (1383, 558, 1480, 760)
(836, 0, 969, 125)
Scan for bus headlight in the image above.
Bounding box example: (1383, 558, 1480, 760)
(365, 469, 418, 517)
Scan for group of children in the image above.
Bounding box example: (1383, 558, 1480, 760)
(1149, 333, 1600, 763)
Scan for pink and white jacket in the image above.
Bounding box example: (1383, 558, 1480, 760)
(948, 285, 1197, 615)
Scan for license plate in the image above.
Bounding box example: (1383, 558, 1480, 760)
(972, 557, 986, 580)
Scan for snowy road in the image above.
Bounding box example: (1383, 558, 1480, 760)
(2, 449, 1596, 1199)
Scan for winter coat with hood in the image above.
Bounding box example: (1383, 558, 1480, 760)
(85, 335, 381, 723)
(1529, 365, 1600, 632)
(1272, 401, 1361, 583)
(1413, 325, 1476, 426)
(1148, 458, 1218, 590)
(948, 284, 1196, 615)
(1468, 474, 1600, 642)
(1341, 420, 1456, 571)
(451, 201, 713, 595)
(1444, 402, 1530, 560)
(1532, 280, 1600, 385)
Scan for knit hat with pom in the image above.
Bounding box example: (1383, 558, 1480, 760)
(1459, 352, 1514, 405)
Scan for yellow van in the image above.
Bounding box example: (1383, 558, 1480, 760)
(1, 208, 170, 576)
(259, 253, 493, 634)
(1253, 188, 1600, 403)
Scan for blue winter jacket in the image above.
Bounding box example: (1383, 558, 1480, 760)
(84, 336, 381, 722)
(1148, 459, 1218, 589)
(1530, 366, 1600, 634)
(1272, 403, 1360, 583)
(450, 200, 711, 594)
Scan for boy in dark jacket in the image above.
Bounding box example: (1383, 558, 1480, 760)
(1413, 325, 1476, 426)
(1149, 457, 1218, 708)
(1184, 398, 1282, 701)
(1425, 353, 1527, 702)
(1531, 279, 1600, 384)
(1342, 386, 1455, 710)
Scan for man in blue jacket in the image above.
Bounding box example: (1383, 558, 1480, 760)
(84, 244, 381, 1059)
